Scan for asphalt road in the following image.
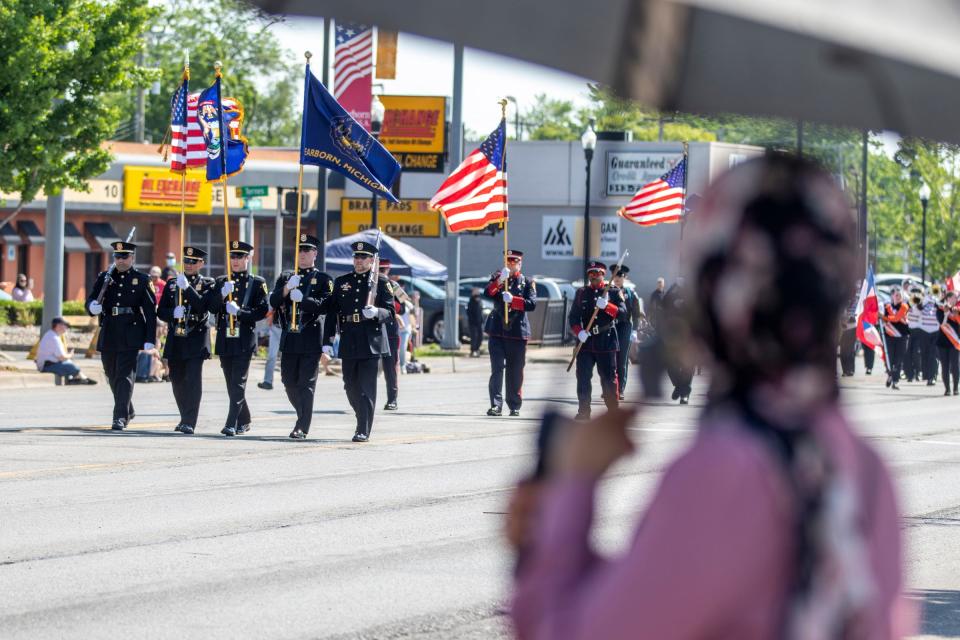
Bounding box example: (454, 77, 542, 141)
(1, 357, 959, 639)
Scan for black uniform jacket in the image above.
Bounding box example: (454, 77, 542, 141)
(568, 283, 627, 353)
(157, 273, 214, 360)
(269, 267, 335, 353)
(322, 271, 395, 359)
(483, 271, 536, 340)
(86, 267, 158, 352)
(205, 271, 270, 356)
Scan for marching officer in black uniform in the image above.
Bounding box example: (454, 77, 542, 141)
(269, 234, 334, 440)
(483, 249, 536, 416)
(612, 265, 644, 400)
(157, 246, 214, 434)
(206, 240, 269, 437)
(322, 240, 395, 442)
(379, 259, 411, 411)
(568, 260, 627, 419)
(86, 241, 158, 430)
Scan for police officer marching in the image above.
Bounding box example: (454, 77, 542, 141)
(378, 259, 409, 411)
(268, 234, 334, 440)
(322, 240, 395, 442)
(85, 241, 158, 430)
(483, 249, 536, 416)
(569, 260, 627, 420)
(206, 240, 269, 437)
(157, 246, 214, 434)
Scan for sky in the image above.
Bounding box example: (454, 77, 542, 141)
(271, 16, 595, 135)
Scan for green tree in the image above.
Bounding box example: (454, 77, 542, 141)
(126, 0, 301, 148)
(0, 0, 155, 216)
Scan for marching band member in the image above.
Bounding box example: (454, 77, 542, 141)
(937, 290, 960, 396)
(882, 287, 909, 390)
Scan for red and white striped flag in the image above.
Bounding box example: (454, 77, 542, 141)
(618, 156, 687, 226)
(334, 22, 373, 130)
(430, 120, 508, 232)
(170, 93, 206, 172)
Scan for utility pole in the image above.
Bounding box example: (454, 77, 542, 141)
(442, 44, 464, 350)
(317, 18, 332, 271)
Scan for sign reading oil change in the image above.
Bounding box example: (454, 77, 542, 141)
(340, 198, 440, 237)
(379, 96, 446, 173)
(123, 166, 213, 214)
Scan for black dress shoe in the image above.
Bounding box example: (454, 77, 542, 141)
(257, 382, 273, 390)
(945, 389, 951, 396)
(679, 396, 689, 405)
(885, 376, 892, 388)
(383, 401, 398, 410)
(865, 368, 872, 375)
(180, 425, 195, 435)
(618, 393, 625, 401)
(221, 426, 236, 437)
(928, 380, 937, 386)
(509, 410, 520, 417)
(892, 382, 900, 390)
(671, 388, 680, 400)
(574, 412, 590, 421)
(954, 389, 959, 396)
(111, 419, 126, 431)
(174, 423, 185, 433)
(236, 423, 250, 434)
(289, 429, 306, 440)
(486, 406, 502, 416)
(355, 432, 369, 442)
(128, 409, 136, 421)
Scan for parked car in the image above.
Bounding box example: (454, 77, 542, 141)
(392, 275, 492, 343)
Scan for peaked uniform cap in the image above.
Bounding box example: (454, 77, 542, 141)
(586, 260, 607, 273)
(183, 246, 208, 259)
(111, 241, 137, 253)
(298, 234, 320, 249)
(229, 240, 254, 254)
(351, 241, 378, 256)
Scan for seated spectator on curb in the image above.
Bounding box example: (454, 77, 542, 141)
(35, 317, 96, 385)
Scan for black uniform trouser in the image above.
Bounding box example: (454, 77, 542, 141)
(615, 322, 632, 396)
(469, 323, 483, 353)
(488, 337, 527, 411)
(908, 328, 926, 380)
(281, 352, 321, 433)
(886, 336, 906, 383)
(639, 336, 665, 398)
(940, 346, 960, 392)
(219, 354, 252, 428)
(863, 344, 875, 371)
(923, 332, 939, 381)
(342, 357, 379, 437)
(382, 334, 400, 404)
(101, 349, 138, 423)
(839, 328, 857, 375)
(903, 332, 915, 380)
(168, 357, 204, 427)
(575, 349, 619, 414)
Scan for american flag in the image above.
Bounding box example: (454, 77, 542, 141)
(169, 88, 240, 173)
(618, 156, 687, 226)
(430, 120, 508, 233)
(334, 22, 373, 101)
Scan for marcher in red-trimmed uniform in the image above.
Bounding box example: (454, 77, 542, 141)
(568, 261, 627, 420)
(484, 250, 537, 417)
(882, 287, 909, 390)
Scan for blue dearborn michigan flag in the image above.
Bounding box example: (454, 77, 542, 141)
(300, 63, 400, 202)
(197, 75, 248, 182)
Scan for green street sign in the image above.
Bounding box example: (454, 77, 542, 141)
(236, 185, 269, 198)
(243, 198, 263, 210)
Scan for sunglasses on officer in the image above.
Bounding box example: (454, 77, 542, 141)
(229, 252, 248, 260)
(112, 252, 133, 260)
(182, 257, 203, 265)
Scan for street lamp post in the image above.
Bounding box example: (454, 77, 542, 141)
(505, 95, 519, 140)
(919, 182, 931, 284)
(370, 94, 386, 230)
(581, 118, 597, 275)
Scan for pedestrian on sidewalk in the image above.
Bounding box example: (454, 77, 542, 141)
(35, 317, 96, 384)
(508, 155, 910, 640)
(467, 287, 484, 357)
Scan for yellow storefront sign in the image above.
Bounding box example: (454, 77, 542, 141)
(123, 166, 213, 214)
(340, 198, 440, 237)
(380, 96, 446, 174)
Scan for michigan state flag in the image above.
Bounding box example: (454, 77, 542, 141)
(299, 63, 400, 201)
(196, 75, 249, 182)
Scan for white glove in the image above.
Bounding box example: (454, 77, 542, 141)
(88, 301, 103, 315)
(631, 330, 638, 343)
(176, 273, 188, 289)
(322, 345, 334, 357)
(143, 343, 155, 351)
(577, 329, 590, 343)
(226, 301, 240, 315)
(289, 289, 304, 302)
(287, 274, 301, 289)
(362, 305, 377, 319)
(498, 268, 510, 282)
(596, 295, 609, 310)
(221, 281, 234, 298)
(502, 291, 513, 303)
(173, 305, 185, 319)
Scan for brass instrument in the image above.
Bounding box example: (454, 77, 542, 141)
(932, 283, 943, 299)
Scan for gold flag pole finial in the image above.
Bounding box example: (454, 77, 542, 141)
(214, 60, 223, 78)
(305, 50, 312, 61)
(499, 98, 508, 118)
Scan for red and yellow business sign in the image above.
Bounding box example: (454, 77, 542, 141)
(380, 96, 446, 173)
(123, 166, 213, 214)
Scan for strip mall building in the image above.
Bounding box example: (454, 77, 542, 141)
(0, 139, 760, 301)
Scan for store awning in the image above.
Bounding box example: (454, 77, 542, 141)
(85, 222, 120, 251)
(64, 222, 91, 252)
(17, 220, 45, 245)
(0, 223, 21, 245)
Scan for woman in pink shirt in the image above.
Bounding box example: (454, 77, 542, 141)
(509, 155, 912, 640)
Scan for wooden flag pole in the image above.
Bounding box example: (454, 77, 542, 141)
(498, 98, 509, 326)
(175, 170, 187, 336)
(289, 50, 313, 333)
(216, 61, 236, 336)
(677, 141, 689, 276)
